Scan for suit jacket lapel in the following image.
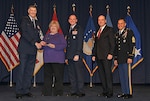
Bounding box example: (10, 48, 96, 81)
(27, 16, 35, 28)
(72, 25, 78, 31)
(27, 16, 38, 28)
(100, 25, 107, 36)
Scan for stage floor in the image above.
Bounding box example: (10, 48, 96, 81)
(0, 83, 150, 101)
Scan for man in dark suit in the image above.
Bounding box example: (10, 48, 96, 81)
(114, 18, 135, 99)
(66, 14, 85, 97)
(92, 15, 115, 98)
(16, 5, 45, 99)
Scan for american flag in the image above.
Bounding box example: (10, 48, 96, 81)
(0, 13, 21, 71)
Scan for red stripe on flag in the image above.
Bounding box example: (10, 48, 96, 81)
(0, 42, 14, 68)
(14, 32, 21, 50)
(0, 51, 10, 70)
(1, 34, 19, 63)
(10, 37, 17, 50)
(14, 33, 20, 43)
(10, 33, 20, 51)
(0, 35, 18, 66)
(1, 34, 19, 62)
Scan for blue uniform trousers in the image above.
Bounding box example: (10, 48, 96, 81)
(16, 53, 36, 94)
(68, 59, 84, 93)
(118, 63, 132, 95)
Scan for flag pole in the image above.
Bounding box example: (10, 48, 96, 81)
(72, 3, 76, 13)
(33, 75, 36, 87)
(127, 6, 131, 16)
(106, 5, 117, 72)
(33, 2, 37, 88)
(9, 4, 14, 88)
(89, 5, 93, 88)
(90, 75, 93, 88)
(50, 4, 57, 89)
(53, 4, 56, 13)
(10, 70, 13, 87)
(106, 5, 110, 14)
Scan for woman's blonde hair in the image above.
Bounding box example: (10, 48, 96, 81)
(49, 20, 60, 30)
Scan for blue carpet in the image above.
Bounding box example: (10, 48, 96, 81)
(0, 84, 150, 101)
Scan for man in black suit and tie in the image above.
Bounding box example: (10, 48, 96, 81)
(92, 15, 115, 98)
(16, 5, 45, 99)
(66, 14, 85, 97)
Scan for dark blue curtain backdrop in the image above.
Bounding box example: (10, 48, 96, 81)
(0, 0, 150, 84)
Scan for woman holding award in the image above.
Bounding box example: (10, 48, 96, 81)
(42, 20, 67, 96)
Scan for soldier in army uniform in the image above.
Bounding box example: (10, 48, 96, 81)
(114, 18, 135, 99)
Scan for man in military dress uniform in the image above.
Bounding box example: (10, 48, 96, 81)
(16, 5, 45, 99)
(65, 14, 85, 97)
(114, 18, 135, 99)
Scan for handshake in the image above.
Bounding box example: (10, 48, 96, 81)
(35, 41, 55, 49)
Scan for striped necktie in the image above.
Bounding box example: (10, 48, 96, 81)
(97, 28, 101, 39)
(32, 19, 36, 28)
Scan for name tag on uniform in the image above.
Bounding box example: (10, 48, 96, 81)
(72, 31, 78, 35)
(73, 35, 76, 39)
(123, 39, 126, 43)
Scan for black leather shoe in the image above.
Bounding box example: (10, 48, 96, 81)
(41, 94, 44, 96)
(54, 93, 63, 96)
(97, 93, 107, 97)
(24, 93, 34, 97)
(16, 94, 22, 99)
(66, 93, 77, 96)
(77, 93, 85, 97)
(117, 94, 125, 98)
(105, 93, 113, 98)
(123, 94, 132, 99)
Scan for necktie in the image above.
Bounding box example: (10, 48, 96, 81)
(97, 28, 101, 39)
(32, 19, 36, 28)
(69, 27, 72, 33)
(119, 30, 121, 35)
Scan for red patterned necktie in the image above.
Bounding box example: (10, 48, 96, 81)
(98, 28, 101, 39)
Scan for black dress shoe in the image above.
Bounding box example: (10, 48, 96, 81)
(16, 94, 22, 99)
(77, 93, 85, 97)
(24, 93, 34, 97)
(71, 93, 78, 96)
(117, 94, 125, 98)
(41, 94, 44, 96)
(54, 93, 63, 96)
(55, 94, 61, 96)
(105, 93, 113, 98)
(123, 94, 132, 99)
(41, 92, 52, 96)
(66, 93, 77, 96)
(97, 93, 107, 97)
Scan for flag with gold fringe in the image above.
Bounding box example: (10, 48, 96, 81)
(83, 12, 97, 76)
(0, 7, 21, 71)
(125, 14, 144, 69)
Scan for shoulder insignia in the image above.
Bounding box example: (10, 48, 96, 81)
(126, 28, 131, 31)
(132, 36, 136, 43)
